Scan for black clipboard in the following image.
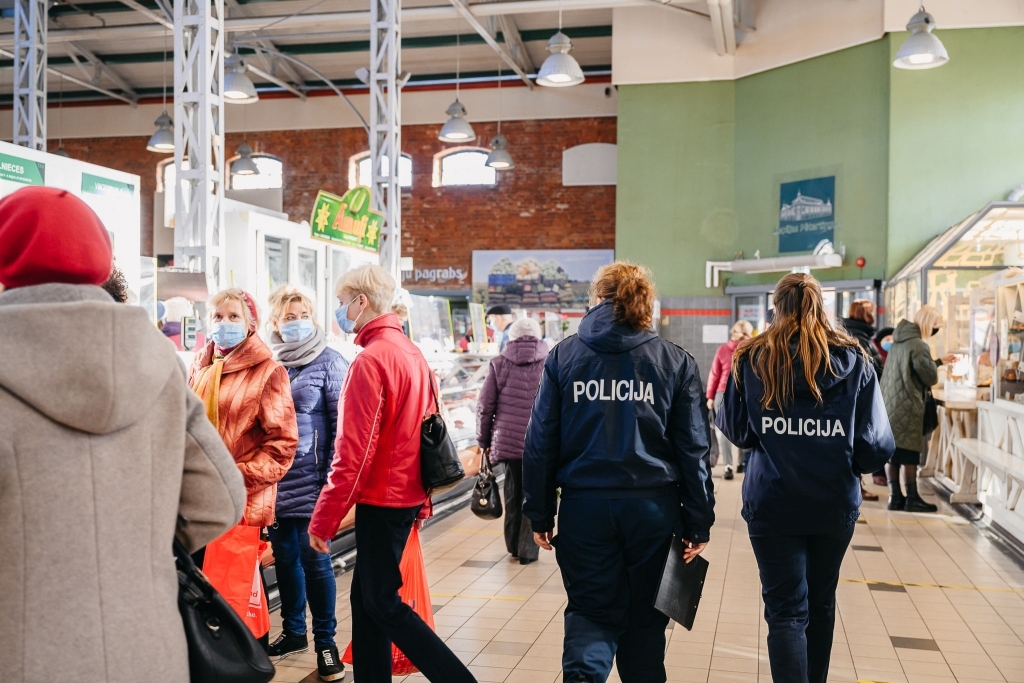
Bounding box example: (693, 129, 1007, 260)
(653, 537, 709, 630)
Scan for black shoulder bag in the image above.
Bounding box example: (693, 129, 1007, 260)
(420, 367, 466, 495)
(174, 539, 276, 683)
(471, 450, 503, 520)
(910, 364, 940, 436)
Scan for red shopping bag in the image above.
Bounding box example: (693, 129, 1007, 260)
(202, 524, 272, 639)
(342, 526, 434, 675)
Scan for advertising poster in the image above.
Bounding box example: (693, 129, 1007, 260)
(472, 249, 615, 309)
(310, 187, 382, 252)
(778, 175, 836, 253)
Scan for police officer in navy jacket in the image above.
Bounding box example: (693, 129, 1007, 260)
(523, 262, 715, 683)
(716, 273, 894, 683)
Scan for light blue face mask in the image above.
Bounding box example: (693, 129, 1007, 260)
(280, 319, 316, 343)
(335, 302, 357, 334)
(881, 340, 893, 352)
(210, 321, 247, 349)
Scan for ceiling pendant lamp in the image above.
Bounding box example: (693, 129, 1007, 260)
(224, 53, 259, 103)
(439, 32, 476, 143)
(486, 67, 514, 169)
(893, 6, 949, 70)
(537, 2, 584, 87)
(148, 29, 175, 153)
(230, 141, 260, 176)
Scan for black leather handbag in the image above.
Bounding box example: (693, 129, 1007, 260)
(471, 451, 503, 520)
(173, 539, 276, 683)
(420, 368, 466, 495)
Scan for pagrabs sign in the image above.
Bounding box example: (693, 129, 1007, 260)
(310, 186, 383, 252)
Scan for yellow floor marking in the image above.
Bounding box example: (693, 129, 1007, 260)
(430, 593, 527, 601)
(841, 578, 1024, 594)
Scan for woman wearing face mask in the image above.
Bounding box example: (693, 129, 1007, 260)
(188, 288, 299, 645)
(879, 305, 955, 513)
(264, 285, 349, 681)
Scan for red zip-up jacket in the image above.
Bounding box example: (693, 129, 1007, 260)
(706, 338, 740, 400)
(309, 313, 433, 540)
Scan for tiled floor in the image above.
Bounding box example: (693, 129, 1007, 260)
(270, 473, 1024, 683)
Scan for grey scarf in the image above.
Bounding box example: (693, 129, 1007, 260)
(269, 326, 328, 368)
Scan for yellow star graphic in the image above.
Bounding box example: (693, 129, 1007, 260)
(366, 219, 380, 244)
(315, 203, 331, 232)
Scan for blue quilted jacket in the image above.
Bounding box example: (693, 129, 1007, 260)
(275, 346, 348, 519)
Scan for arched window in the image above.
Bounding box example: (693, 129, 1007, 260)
(229, 154, 284, 190)
(157, 158, 189, 228)
(433, 148, 496, 187)
(348, 151, 413, 189)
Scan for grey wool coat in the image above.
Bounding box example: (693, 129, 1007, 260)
(0, 284, 246, 683)
(879, 319, 939, 451)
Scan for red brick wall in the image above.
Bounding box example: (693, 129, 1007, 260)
(53, 116, 617, 284)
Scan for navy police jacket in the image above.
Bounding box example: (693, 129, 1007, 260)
(522, 301, 716, 543)
(716, 343, 895, 537)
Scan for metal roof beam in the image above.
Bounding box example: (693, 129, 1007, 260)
(245, 61, 304, 99)
(0, 46, 135, 104)
(116, 0, 172, 28)
(498, 15, 534, 72)
(446, 0, 532, 88)
(67, 41, 139, 99)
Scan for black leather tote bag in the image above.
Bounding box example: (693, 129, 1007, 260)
(471, 451, 503, 520)
(174, 539, 275, 683)
(420, 367, 466, 495)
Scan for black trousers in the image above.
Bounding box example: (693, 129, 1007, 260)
(554, 494, 677, 683)
(748, 525, 856, 683)
(502, 460, 539, 562)
(350, 504, 476, 683)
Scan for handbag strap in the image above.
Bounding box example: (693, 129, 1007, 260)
(421, 357, 442, 417)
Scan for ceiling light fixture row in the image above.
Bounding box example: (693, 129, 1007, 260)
(148, 28, 175, 153)
(486, 65, 513, 170)
(893, 5, 949, 70)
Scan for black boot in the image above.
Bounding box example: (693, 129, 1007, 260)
(904, 482, 938, 513)
(887, 480, 905, 511)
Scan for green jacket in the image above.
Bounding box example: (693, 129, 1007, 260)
(879, 320, 938, 451)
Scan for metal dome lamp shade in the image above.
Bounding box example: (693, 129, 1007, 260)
(230, 141, 260, 176)
(486, 135, 514, 169)
(224, 53, 259, 103)
(538, 32, 585, 87)
(893, 6, 949, 70)
(439, 31, 476, 142)
(147, 111, 175, 152)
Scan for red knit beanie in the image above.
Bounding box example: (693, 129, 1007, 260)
(0, 186, 112, 289)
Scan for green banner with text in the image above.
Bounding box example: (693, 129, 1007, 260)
(310, 186, 382, 252)
(82, 173, 135, 196)
(0, 152, 44, 186)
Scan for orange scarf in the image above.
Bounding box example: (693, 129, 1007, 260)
(193, 357, 225, 428)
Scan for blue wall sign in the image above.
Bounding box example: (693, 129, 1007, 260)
(777, 175, 835, 253)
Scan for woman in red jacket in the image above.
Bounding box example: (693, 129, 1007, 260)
(309, 265, 476, 683)
(707, 320, 754, 479)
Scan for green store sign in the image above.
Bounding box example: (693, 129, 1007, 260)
(0, 152, 44, 186)
(310, 186, 383, 252)
(82, 173, 135, 196)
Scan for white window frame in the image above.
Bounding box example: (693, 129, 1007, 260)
(348, 151, 413, 190)
(432, 147, 497, 188)
(227, 154, 285, 191)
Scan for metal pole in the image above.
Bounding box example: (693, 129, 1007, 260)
(174, 0, 226, 295)
(370, 0, 401, 280)
(13, 0, 46, 150)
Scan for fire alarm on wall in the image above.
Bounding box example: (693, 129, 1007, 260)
(855, 257, 866, 268)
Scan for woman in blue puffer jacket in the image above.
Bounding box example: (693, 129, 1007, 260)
(265, 285, 349, 681)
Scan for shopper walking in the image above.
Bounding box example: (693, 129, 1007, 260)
(0, 186, 246, 683)
(707, 320, 754, 480)
(524, 262, 715, 683)
(879, 305, 954, 513)
(265, 285, 348, 681)
(477, 317, 549, 565)
(188, 287, 298, 644)
(486, 303, 514, 351)
(716, 273, 894, 683)
(841, 300, 884, 501)
(309, 265, 477, 683)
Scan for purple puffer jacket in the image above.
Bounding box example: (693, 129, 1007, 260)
(477, 336, 549, 463)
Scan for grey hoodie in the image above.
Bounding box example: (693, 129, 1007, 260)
(0, 283, 245, 683)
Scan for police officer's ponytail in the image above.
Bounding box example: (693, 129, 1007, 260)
(590, 262, 656, 331)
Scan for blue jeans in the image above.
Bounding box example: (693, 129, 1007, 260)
(554, 493, 678, 683)
(748, 525, 856, 683)
(268, 516, 338, 649)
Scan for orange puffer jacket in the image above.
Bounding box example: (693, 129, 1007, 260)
(189, 334, 298, 527)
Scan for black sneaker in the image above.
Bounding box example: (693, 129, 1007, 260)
(736, 463, 745, 474)
(317, 645, 346, 682)
(268, 632, 308, 658)
(724, 466, 734, 480)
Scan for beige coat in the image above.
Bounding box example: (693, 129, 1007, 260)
(0, 284, 246, 683)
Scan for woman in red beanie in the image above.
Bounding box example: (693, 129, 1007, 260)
(188, 287, 299, 647)
(0, 186, 247, 683)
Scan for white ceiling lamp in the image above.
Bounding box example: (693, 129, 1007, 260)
(230, 141, 260, 176)
(148, 29, 175, 153)
(537, 1, 584, 87)
(439, 32, 476, 143)
(224, 53, 259, 103)
(486, 66, 514, 169)
(893, 6, 949, 70)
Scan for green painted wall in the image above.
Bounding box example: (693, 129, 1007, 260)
(616, 82, 735, 296)
(888, 27, 1024, 275)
